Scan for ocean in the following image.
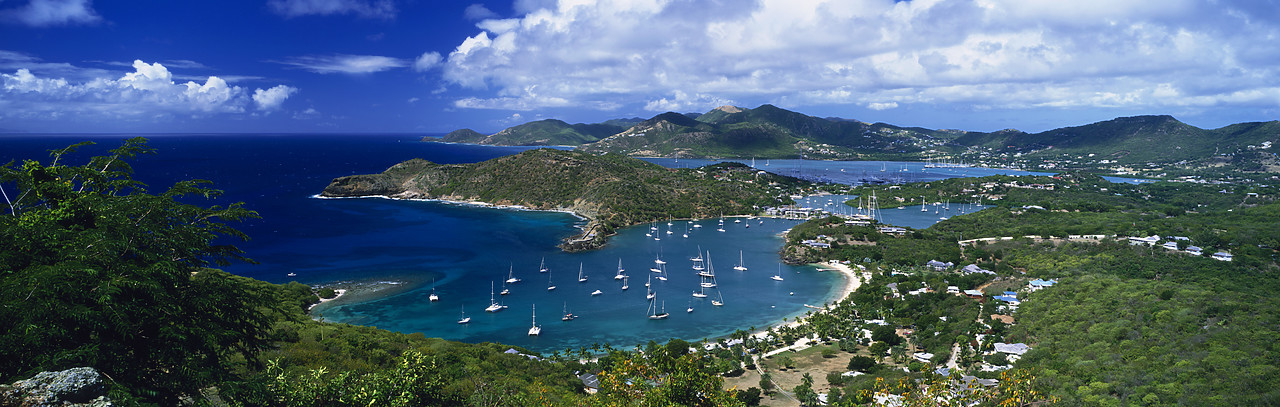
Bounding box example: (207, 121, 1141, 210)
(1, 134, 1038, 353)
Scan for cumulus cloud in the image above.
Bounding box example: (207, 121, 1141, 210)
(253, 85, 298, 110)
(1, 0, 101, 27)
(0, 59, 295, 121)
(274, 54, 408, 74)
(413, 51, 442, 72)
(440, 0, 1280, 115)
(267, 0, 396, 19)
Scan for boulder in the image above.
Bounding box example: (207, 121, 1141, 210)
(1, 367, 112, 407)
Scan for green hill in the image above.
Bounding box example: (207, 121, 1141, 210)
(956, 115, 1280, 164)
(321, 149, 810, 250)
(437, 119, 627, 146)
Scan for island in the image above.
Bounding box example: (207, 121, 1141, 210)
(320, 149, 813, 251)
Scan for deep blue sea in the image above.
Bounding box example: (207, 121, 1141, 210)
(1, 134, 1040, 353)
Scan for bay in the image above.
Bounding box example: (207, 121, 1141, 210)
(1, 134, 1029, 354)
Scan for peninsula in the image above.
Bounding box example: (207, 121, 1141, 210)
(320, 149, 812, 251)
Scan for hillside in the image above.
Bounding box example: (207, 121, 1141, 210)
(435, 119, 627, 146)
(439, 107, 1280, 172)
(321, 149, 811, 251)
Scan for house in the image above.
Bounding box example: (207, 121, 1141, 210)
(1185, 246, 1203, 256)
(946, 286, 960, 294)
(912, 352, 935, 363)
(926, 260, 955, 271)
(961, 264, 996, 275)
(993, 295, 1019, 305)
(963, 289, 984, 299)
(1128, 235, 1160, 246)
(878, 226, 908, 235)
(993, 342, 1030, 356)
(803, 240, 832, 248)
(1027, 279, 1057, 291)
(1212, 252, 1234, 262)
(578, 373, 600, 393)
(1162, 241, 1179, 250)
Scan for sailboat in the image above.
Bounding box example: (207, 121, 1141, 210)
(505, 264, 521, 284)
(539, 257, 548, 273)
(614, 258, 626, 280)
(648, 296, 669, 320)
(528, 304, 541, 336)
(711, 292, 724, 307)
(577, 263, 588, 283)
(547, 269, 556, 291)
(733, 250, 748, 271)
(921, 196, 928, 212)
(562, 302, 576, 321)
(591, 289, 603, 296)
(686, 299, 694, 313)
(771, 265, 784, 281)
(485, 282, 507, 312)
(621, 275, 629, 291)
(429, 278, 440, 301)
(500, 279, 510, 296)
(682, 224, 689, 238)
(457, 305, 470, 324)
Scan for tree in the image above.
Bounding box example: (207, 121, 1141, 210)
(0, 138, 276, 403)
(847, 355, 877, 372)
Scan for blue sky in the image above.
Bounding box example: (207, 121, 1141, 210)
(2, 0, 1279, 134)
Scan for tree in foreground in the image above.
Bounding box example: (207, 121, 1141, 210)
(0, 138, 276, 404)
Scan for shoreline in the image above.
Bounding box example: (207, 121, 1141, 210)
(748, 261, 866, 345)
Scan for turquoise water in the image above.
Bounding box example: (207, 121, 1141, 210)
(310, 201, 841, 353)
(1, 135, 1009, 354)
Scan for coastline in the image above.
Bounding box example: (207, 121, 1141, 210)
(748, 261, 866, 344)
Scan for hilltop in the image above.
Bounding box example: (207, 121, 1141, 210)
(436, 106, 1280, 173)
(321, 149, 811, 251)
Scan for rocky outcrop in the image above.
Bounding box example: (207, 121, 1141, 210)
(1, 367, 113, 407)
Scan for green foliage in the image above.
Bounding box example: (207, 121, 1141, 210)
(0, 138, 275, 404)
(254, 350, 457, 406)
(847, 356, 876, 372)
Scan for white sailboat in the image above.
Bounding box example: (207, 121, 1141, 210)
(539, 257, 548, 273)
(505, 264, 521, 284)
(733, 250, 748, 271)
(561, 302, 575, 321)
(771, 265, 784, 281)
(457, 305, 470, 324)
(547, 269, 556, 291)
(577, 263, 587, 283)
(921, 196, 928, 212)
(686, 299, 694, 313)
(429, 278, 440, 301)
(500, 279, 510, 295)
(648, 296, 669, 320)
(591, 289, 603, 296)
(621, 275, 629, 291)
(485, 282, 507, 312)
(528, 304, 541, 336)
(614, 258, 626, 280)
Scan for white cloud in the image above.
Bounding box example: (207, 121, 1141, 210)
(253, 85, 298, 110)
(0, 59, 296, 121)
(407, 97, 419, 103)
(267, 0, 396, 19)
(464, 3, 498, 20)
(1, 0, 101, 27)
(440, 0, 1280, 115)
(413, 51, 442, 72)
(643, 91, 735, 112)
(275, 54, 408, 74)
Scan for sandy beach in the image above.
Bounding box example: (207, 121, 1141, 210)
(748, 261, 867, 342)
